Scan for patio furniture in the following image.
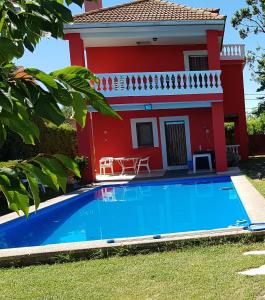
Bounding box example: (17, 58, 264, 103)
(137, 157, 150, 174)
(99, 157, 114, 175)
(192, 153, 213, 174)
(114, 157, 140, 175)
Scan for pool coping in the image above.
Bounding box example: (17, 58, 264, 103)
(0, 174, 264, 266)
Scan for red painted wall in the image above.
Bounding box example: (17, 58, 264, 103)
(221, 60, 248, 159)
(92, 108, 214, 173)
(86, 44, 207, 73)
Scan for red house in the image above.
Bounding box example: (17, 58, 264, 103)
(64, 0, 248, 181)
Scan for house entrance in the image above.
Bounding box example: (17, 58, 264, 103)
(160, 116, 192, 170)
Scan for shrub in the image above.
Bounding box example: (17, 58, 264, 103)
(247, 115, 265, 135)
(0, 121, 77, 161)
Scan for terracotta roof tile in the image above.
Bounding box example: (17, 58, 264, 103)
(74, 0, 225, 23)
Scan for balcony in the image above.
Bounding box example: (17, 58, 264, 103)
(94, 70, 222, 98)
(221, 44, 245, 60)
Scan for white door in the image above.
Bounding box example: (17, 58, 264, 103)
(159, 116, 192, 170)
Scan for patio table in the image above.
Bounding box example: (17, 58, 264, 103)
(114, 157, 141, 175)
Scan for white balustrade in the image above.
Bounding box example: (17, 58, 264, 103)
(226, 145, 240, 156)
(221, 45, 245, 60)
(93, 70, 223, 97)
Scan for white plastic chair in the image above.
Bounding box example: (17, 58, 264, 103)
(99, 157, 114, 175)
(137, 157, 150, 174)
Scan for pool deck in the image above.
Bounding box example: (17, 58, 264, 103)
(0, 170, 265, 266)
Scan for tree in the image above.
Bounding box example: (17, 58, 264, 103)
(0, 0, 120, 215)
(232, 0, 265, 94)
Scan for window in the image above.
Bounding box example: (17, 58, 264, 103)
(136, 122, 154, 147)
(183, 51, 209, 71)
(131, 118, 159, 149)
(188, 55, 209, 71)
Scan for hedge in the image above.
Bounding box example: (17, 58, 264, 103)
(0, 121, 77, 161)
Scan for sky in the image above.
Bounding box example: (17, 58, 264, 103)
(18, 0, 265, 113)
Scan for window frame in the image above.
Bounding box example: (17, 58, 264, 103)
(130, 118, 159, 149)
(183, 50, 208, 71)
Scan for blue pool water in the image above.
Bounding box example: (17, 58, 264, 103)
(0, 176, 250, 249)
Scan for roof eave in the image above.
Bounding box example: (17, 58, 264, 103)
(64, 19, 226, 32)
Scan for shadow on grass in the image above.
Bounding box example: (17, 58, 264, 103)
(240, 156, 265, 180)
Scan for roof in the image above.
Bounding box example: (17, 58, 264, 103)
(73, 0, 225, 24)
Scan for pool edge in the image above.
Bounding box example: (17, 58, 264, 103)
(231, 175, 265, 223)
(0, 227, 263, 267)
(0, 174, 264, 266)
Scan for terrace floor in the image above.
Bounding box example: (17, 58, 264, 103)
(95, 167, 241, 183)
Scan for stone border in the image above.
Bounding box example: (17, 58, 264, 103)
(231, 175, 265, 223)
(0, 173, 263, 266)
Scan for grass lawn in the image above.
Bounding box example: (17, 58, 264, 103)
(240, 155, 265, 197)
(1, 242, 265, 299)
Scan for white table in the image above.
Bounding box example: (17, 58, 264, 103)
(192, 153, 213, 174)
(114, 157, 141, 175)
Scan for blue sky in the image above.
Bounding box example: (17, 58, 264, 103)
(18, 0, 265, 112)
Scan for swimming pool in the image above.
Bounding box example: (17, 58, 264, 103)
(0, 176, 250, 249)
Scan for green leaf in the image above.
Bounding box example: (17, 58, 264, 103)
(51, 66, 96, 80)
(0, 124, 6, 147)
(54, 154, 81, 177)
(0, 185, 29, 216)
(33, 156, 67, 192)
(0, 37, 24, 63)
(34, 94, 65, 126)
(88, 94, 122, 120)
(20, 163, 59, 191)
(72, 92, 87, 127)
(0, 90, 13, 112)
(25, 68, 58, 91)
(0, 101, 39, 144)
(25, 172, 40, 209)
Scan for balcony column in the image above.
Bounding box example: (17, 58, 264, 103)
(235, 117, 249, 160)
(212, 102, 228, 172)
(208, 31, 227, 172)
(207, 30, 221, 70)
(65, 33, 96, 182)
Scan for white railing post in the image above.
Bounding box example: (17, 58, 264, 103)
(95, 70, 223, 97)
(226, 145, 240, 156)
(221, 44, 245, 60)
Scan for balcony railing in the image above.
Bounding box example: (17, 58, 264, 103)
(94, 70, 222, 97)
(221, 44, 245, 60)
(226, 145, 240, 156)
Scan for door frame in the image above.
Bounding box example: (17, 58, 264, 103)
(159, 116, 192, 170)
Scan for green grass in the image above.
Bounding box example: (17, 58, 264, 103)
(240, 156, 265, 197)
(1, 242, 265, 299)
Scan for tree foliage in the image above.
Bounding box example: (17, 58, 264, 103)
(232, 0, 265, 39)
(232, 0, 265, 115)
(0, 0, 120, 215)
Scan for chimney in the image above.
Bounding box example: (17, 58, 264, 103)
(85, 0, 103, 11)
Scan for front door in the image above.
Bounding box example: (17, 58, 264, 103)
(160, 116, 191, 170)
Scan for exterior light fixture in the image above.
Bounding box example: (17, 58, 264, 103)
(136, 41, 151, 45)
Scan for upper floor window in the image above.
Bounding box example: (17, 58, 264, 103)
(184, 51, 209, 71)
(188, 55, 209, 71)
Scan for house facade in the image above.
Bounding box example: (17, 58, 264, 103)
(64, 0, 248, 181)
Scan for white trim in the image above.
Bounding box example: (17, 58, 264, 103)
(89, 100, 222, 112)
(183, 50, 208, 71)
(64, 20, 225, 31)
(130, 118, 159, 149)
(159, 116, 192, 170)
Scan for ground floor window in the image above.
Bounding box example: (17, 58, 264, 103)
(130, 118, 159, 149)
(136, 122, 154, 147)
